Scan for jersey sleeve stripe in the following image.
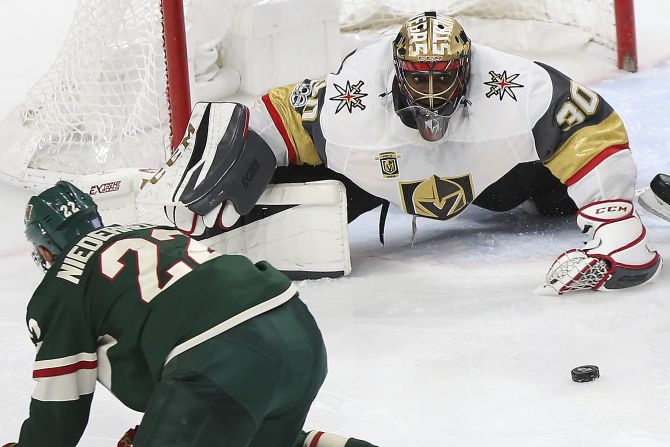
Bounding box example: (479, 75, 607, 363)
(564, 144, 630, 186)
(543, 112, 629, 184)
(263, 86, 323, 166)
(308, 431, 326, 447)
(33, 352, 97, 370)
(33, 360, 98, 378)
(262, 93, 298, 164)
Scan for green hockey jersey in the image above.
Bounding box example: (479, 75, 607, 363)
(18, 224, 297, 447)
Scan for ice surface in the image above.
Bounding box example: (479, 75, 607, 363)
(1, 1, 670, 446)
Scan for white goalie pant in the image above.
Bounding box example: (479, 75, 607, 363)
(74, 170, 351, 279)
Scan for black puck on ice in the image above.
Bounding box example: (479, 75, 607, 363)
(571, 365, 600, 382)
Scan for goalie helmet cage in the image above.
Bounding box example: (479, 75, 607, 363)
(0, 0, 636, 189)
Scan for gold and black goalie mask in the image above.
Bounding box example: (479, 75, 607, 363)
(393, 11, 471, 141)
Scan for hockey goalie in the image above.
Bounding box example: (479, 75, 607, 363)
(86, 11, 662, 293)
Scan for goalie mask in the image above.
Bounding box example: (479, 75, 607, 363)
(25, 181, 103, 271)
(393, 11, 471, 141)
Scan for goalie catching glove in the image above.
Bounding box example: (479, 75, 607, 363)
(140, 102, 277, 236)
(537, 200, 662, 295)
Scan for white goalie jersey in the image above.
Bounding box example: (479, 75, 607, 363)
(248, 35, 660, 292)
(251, 36, 636, 221)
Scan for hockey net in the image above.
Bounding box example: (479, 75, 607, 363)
(341, 0, 617, 44)
(0, 0, 633, 189)
(340, 1, 633, 67)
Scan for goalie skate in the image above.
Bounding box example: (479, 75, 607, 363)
(637, 174, 670, 223)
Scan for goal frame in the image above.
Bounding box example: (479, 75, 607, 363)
(162, 0, 637, 151)
(162, 0, 191, 151)
(614, 0, 637, 72)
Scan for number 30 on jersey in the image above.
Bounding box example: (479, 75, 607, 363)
(556, 81, 600, 131)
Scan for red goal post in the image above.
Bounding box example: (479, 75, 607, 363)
(614, 0, 637, 72)
(162, 0, 191, 153)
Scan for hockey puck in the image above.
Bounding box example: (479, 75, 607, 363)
(571, 365, 599, 382)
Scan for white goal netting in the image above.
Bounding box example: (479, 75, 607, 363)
(0, 0, 172, 187)
(341, 0, 616, 43)
(0, 0, 620, 188)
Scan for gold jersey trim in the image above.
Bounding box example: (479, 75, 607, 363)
(267, 86, 322, 166)
(544, 112, 629, 183)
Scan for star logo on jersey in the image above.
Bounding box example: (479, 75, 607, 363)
(375, 152, 401, 178)
(484, 70, 524, 102)
(329, 80, 368, 113)
(399, 174, 474, 220)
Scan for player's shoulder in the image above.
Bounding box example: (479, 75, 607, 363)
(468, 44, 551, 100)
(192, 254, 295, 303)
(44, 223, 158, 288)
(28, 264, 84, 321)
(461, 44, 553, 130)
(319, 36, 399, 147)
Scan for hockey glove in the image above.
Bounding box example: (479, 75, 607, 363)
(118, 426, 138, 447)
(537, 200, 662, 295)
(2, 443, 18, 447)
(138, 102, 276, 236)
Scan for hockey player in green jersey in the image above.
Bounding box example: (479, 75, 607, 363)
(3, 181, 377, 447)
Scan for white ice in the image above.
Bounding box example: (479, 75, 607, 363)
(1, 2, 670, 446)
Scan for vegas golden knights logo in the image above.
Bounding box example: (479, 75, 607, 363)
(375, 152, 401, 178)
(399, 174, 474, 220)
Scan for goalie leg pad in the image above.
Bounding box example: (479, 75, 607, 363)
(197, 180, 351, 279)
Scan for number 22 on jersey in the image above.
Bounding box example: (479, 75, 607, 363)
(100, 229, 221, 303)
